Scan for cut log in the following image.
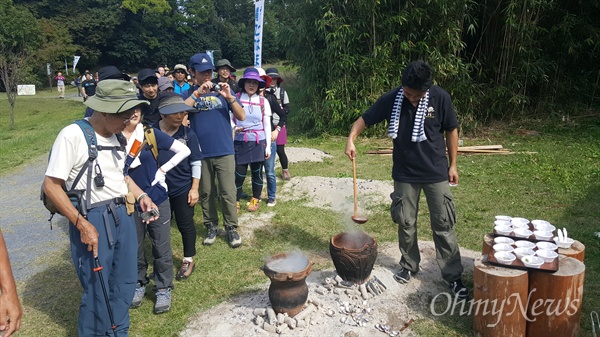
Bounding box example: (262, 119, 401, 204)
(557, 240, 585, 263)
(473, 255, 528, 337)
(482, 233, 494, 256)
(459, 145, 504, 150)
(526, 256, 585, 337)
(458, 149, 512, 154)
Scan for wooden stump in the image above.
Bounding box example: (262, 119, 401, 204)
(482, 233, 494, 256)
(526, 256, 585, 337)
(557, 240, 585, 262)
(473, 255, 529, 337)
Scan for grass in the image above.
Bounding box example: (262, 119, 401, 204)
(2, 78, 600, 336)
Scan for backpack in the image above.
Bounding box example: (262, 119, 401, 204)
(144, 124, 159, 162)
(41, 119, 125, 226)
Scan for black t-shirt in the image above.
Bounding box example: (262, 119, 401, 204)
(82, 79, 97, 96)
(362, 85, 458, 183)
(138, 94, 160, 125)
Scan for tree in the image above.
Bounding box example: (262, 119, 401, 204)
(0, 0, 41, 129)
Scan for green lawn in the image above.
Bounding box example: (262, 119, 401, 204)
(1, 84, 599, 336)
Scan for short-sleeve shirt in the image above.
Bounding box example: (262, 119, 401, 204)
(45, 121, 127, 204)
(82, 79, 97, 96)
(362, 85, 458, 183)
(154, 123, 204, 198)
(188, 93, 239, 158)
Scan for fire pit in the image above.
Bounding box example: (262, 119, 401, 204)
(261, 252, 313, 317)
(329, 230, 378, 284)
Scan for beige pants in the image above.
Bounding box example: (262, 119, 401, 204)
(57, 85, 65, 98)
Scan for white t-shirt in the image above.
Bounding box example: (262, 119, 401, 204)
(45, 122, 128, 204)
(272, 86, 289, 105)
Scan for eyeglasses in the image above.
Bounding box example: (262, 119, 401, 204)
(119, 113, 138, 124)
(174, 70, 186, 74)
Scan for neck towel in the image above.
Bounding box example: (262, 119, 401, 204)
(387, 88, 429, 142)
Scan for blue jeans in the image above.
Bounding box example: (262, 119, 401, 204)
(264, 141, 277, 200)
(69, 202, 137, 336)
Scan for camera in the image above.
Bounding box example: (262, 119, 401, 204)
(140, 207, 159, 221)
(210, 84, 222, 92)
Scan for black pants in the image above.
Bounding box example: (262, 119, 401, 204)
(277, 145, 288, 169)
(236, 162, 264, 200)
(169, 193, 197, 258)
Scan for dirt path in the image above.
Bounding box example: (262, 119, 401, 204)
(0, 154, 69, 282)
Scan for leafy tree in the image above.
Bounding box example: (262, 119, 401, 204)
(0, 0, 41, 129)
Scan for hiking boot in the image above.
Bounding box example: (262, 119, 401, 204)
(176, 260, 195, 280)
(267, 198, 277, 207)
(131, 284, 146, 308)
(449, 279, 469, 300)
(247, 197, 260, 212)
(203, 223, 222, 245)
(154, 288, 171, 314)
(393, 267, 411, 284)
(225, 225, 242, 248)
(282, 169, 291, 181)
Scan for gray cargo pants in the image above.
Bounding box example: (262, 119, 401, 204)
(390, 180, 463, 282)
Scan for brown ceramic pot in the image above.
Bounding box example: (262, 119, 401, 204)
(261, 253, 313, 317)
(329, 230, 378, 284)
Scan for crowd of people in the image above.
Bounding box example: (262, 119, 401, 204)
(41, 55, 293, 335)
(35, 58, 470, 336)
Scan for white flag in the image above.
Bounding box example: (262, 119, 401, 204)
(254, 0, 265, 68)
(73, 56, 81, 72)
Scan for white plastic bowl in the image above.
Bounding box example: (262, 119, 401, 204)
(536, 241, 558, 251)
(533, 223, 556, 232)
(531, 219, 550, 226)
(511, 217, 530, 228)
(536, 249, 558, 263)
(515, 240, 536, 249)
(495, 215, 512, 221)
(533, 230, 553, 241)
(521, 255, 544, 268)
(494, 220, 512, 228)
(494, 237, 515, 245)
(513, 228, 533, 238)
(493, 243, 514, 253)
(494, 225, 513, 235)
(494, 251, 516, 265)
(553, 237, 575, 249)
(514, 247, 535, 259)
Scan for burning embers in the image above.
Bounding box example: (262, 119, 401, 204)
(329, 230, 378, 285)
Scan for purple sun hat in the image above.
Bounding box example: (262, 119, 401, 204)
(238, 67, 266, 89)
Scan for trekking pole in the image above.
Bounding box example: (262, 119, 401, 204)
(94, 257, 118, 337)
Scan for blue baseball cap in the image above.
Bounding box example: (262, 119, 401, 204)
(189, 53, 215, 72)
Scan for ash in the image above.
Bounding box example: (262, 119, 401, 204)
(181, 267, 417, 337)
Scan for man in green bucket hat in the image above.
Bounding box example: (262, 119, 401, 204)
(44, 79, 160, 336)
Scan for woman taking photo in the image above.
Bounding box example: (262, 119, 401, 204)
(234, 68, 272, 212)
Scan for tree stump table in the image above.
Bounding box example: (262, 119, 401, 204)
(557, 240, 585, 262)
(473, 255, 529, 337)
(482, 233, 494, 256)
(526, 255, 585, 337)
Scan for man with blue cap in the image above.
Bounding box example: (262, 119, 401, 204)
(184, 53, 245, 248)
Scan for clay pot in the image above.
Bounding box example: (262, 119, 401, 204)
(261, 253, 313, 317)
(329, 230, 377, 284)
